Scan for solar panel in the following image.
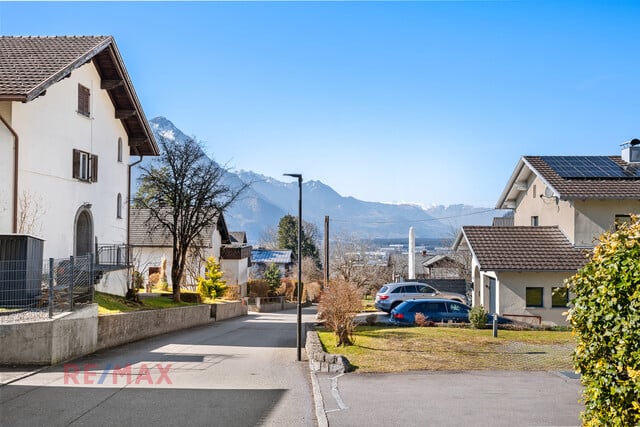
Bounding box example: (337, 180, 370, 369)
(543, 156, 640, 179)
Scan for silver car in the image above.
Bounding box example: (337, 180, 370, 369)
(374, 282, 468, 313)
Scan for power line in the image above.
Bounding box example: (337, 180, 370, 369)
(328, 208, 500, 225)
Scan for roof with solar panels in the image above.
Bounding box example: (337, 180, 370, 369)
(496, 139, 640, 209)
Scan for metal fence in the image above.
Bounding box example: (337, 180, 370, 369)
(0, 254, 95, 324)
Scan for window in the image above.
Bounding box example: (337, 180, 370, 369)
(392, 286, 404, 294)
(117, 137, 123, 162)
(116, 193, 122, 218)
(531, 216, 539, 226)
(78, 84, 90, 117)
(72, 149, 98, 182)
(526, 287, 543, 307)
(552, 287, 568, 308)
(403, 285, 418, 293)
(615, 215, 631, 230)
(417, 285, 436, 294)
(448, 302, 469, 314)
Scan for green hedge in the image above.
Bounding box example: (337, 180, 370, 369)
(567, 215, 640, 426)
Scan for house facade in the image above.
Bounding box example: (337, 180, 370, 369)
(455, 143, 640, 325)
(0, 37, 158, 266)
(130, 209, 251, 297)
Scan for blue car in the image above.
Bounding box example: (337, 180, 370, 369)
(389, 298, 513, 326)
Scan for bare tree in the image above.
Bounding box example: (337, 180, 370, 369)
(17, 190, 46, 235)
(134, 135, 248, 301)
(332, 234, 392, 297)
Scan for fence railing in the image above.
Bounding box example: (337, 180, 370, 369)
(96, 244, 129, 267)
(0, 254, 95, 324)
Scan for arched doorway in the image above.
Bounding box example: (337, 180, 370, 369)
(74, 207, 93, 256)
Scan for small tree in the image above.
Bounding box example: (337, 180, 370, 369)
(134, 135, 247, 301)
(196, 257, 227, 300)
(318, 279, 362, 347)
(567, 215, 640, 426)
(264, 263, 282, 296)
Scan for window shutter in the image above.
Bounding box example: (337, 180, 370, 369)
(90, 154, 98, 182)
(72, 149, 80, 178)
(78, 84, 90, 116)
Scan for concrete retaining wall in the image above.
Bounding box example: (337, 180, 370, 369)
(97, 305, 212, 351)
(0, 304, 99, 365)
(211, 301, 248, 320)
(305, 330, 351, 373)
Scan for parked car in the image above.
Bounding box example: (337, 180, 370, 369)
(374, 282, 468, 313)
(389, 298, 514, 326)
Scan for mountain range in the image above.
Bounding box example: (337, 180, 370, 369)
(134, 117, 503, 244)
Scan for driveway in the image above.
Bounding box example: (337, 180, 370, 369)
(0, 308, 319, 427)
(313, 362, 583, 426)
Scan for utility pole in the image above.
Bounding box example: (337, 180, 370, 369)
(324, 215, 329, 288)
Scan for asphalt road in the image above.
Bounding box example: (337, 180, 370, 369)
(0, 308, 318, 427)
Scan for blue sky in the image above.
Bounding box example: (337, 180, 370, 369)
(1, 1, 638, 208)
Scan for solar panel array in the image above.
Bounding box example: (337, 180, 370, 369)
(542, 156, 640, 179)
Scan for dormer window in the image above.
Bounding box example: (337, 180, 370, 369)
(78, 84, 90, 117)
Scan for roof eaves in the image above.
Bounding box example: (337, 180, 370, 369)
(25, 36, 113, 103)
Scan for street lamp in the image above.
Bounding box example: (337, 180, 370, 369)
(284, 173, 303, 361)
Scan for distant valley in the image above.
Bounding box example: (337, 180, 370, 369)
(134, 117, 505, 245)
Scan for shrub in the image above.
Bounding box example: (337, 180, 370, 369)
(180, 291, 202, 304)
(567, 215, 640, 426)
(469, 305, 488, 329)
(305, 281, 322, 302)
(248, 279, 269, 297)
(223, 285, 240, 301)
(264, 263, 282, 295)
(196, 257, 227, 300)
(318, 279, 362, 346)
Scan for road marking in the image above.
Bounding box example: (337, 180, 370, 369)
(330, 373, 348, 410)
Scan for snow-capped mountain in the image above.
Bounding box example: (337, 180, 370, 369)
(134, 117, 501, 244)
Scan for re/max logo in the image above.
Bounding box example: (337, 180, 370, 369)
(63, 363, 173, 385)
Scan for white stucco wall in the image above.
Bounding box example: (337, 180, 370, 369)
(573, 199, 640, 247)
(512, 175, 575, 241)
(496, 271, 573, 326)
(9, 62, 130, 260)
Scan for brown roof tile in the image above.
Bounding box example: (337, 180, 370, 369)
(130, 209, 215, 248)
(525, 156, 640, 199)
(462, 226, 589, 271)
(0, 36, 111, 100)
(0, 36, 158, 156)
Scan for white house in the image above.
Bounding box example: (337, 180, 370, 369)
(129, 209, 251, 297)
(0, 36, 158, 262)
(454, 142, 640, 325)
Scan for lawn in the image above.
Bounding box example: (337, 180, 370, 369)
(317, 326, 575, 373)
(94, 292, 197, 314)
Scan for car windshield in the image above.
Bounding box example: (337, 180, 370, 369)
(378, 286, 388, 293)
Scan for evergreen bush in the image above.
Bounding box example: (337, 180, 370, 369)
(196, 257, 227, 300)
(469, 305, 488, 329)
(567, 215, 640, 426)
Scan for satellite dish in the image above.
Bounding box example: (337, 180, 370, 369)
(630, 138, 640, 147)
(544, 187, 554, 198)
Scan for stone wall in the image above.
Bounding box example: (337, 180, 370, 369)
(305, 329, 351, 373)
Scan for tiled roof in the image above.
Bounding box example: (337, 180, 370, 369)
(0, 36, 110, 99)
(129, 209, 215, 247)
(525, 156, 640, 199)
(251, 249, 293, 265)
(0, 36, 158, 155)
(461, 226, 589, 271)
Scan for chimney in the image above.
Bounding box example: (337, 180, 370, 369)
(622, 139, 640, 163)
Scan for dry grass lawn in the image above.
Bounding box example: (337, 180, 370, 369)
(317, 326, 575, 373)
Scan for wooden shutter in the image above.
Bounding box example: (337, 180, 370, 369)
(72, 149, 80, 178)
(78, 84, 90, 116)
(90, 154, 98, 182)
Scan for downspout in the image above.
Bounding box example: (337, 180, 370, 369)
(0, 115, 19, 234)
(127, 146, 143, 254)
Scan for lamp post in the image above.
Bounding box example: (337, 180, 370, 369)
(284, 173, 303, 361)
